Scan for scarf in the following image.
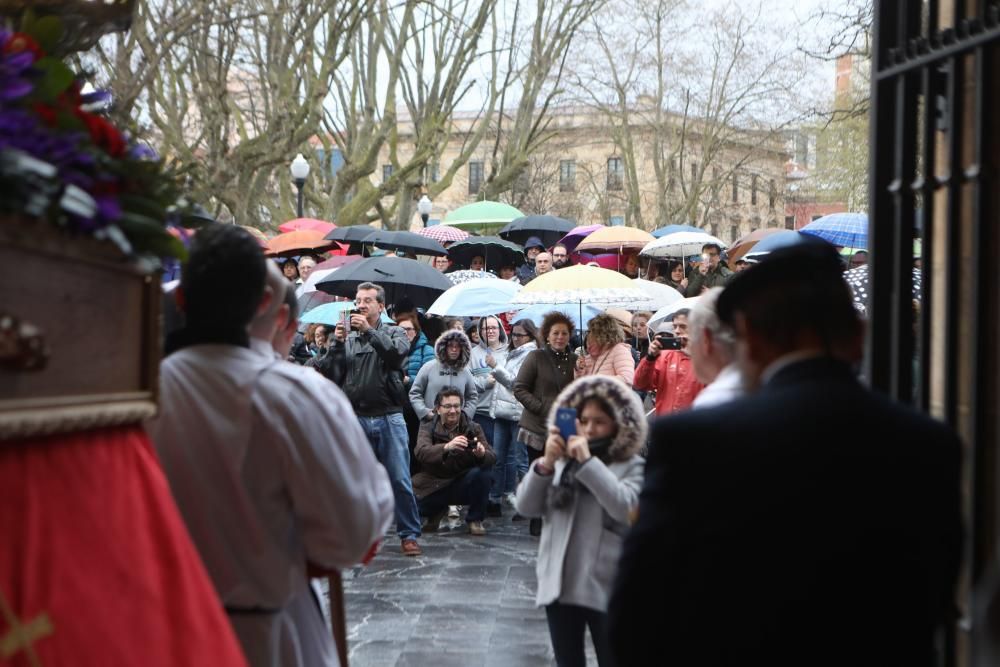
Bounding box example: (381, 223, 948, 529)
(549, 435, 614, 509)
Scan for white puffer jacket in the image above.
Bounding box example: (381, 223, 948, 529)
(490, 341, 537, 421)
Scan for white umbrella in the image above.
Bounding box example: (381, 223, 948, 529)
(509, 265, 657, 310)
(428, 278, 522, 317)
(295, 268, 336, 298)
(649, 296, 702, 329)
(640, 231, 728, 259)
(632, 279, 684, 309)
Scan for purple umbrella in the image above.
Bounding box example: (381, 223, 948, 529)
(558, 224, 605, 253)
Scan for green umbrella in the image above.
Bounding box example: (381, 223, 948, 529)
(441, 201, 525, 235)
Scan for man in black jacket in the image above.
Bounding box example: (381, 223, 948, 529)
(314, 281, 424, 556)
(609, 244, 962, 666)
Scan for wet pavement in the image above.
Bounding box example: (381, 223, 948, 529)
(340, 506, 598, 666)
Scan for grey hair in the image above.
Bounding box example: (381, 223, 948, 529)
(687, 287, 736, 352)
(357, 282, 386, 304)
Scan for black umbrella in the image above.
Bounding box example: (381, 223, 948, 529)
(315, 256, 454, 308)
(499, 215, 575, 247)
(843, 264, 921, 318)
(362, 230, 448, 256)
(446, 236, 525, 270)
(324, 224, 378, 243)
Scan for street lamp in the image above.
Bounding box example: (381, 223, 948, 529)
(417, 194, 433, 226)
(290, 153, 310, 218)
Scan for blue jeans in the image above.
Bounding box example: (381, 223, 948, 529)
(490, 418, 525, 501)
(417, 467, 493, 522)
(357, 413, 422, 540)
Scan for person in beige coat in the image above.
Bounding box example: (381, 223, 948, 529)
(515, 375, 646, 667)
(575, 313, 635, 386)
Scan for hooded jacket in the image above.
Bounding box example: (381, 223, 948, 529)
(516, 236, 546, 285)
(469, 317, 509, 417)
(406, 331, 435, 380)
(515, 376, 647, 612)
(408, 330, 478, 423)
(491, 340, 537, 421)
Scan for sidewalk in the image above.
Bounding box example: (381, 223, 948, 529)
(340, 507, 598, 666)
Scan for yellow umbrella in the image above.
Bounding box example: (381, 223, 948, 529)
(575, 226, 655, 253)
(510, 265, 657, 315)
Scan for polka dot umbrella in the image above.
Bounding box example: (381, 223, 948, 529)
(843, 264, 922, 317)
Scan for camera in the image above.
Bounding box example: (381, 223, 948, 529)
(655, 333, 683, 350)
(347, 308, 362, 329)
(464, 430, 478, 447)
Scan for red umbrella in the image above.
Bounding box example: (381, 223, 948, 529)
(315, 255, 364, 271)
(265, 230, 341, 258)
(279, 218, 337, 234)
(727, 228, 784, 263)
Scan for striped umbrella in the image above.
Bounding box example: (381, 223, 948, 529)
(416, 225, 469, 243)
(800, 212, 868, 250)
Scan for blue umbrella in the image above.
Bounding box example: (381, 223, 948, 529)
(744, 231, 832, 261)
(800, 212, 868, 249)
(427, 278, 521, 317)
(510, 303, 604, 330)
(651, 224, 702, 238)
(300, 301, 394, 325)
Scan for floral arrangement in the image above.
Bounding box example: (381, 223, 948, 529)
(0, 12, 191, 261)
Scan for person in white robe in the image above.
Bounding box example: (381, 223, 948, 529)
(687, 287, 745, 409)
(148, 226, 393, 667)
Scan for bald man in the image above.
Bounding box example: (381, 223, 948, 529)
(533, 252, 553, 278)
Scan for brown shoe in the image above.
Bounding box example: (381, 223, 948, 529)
(467, 521, 486, 536)
(400, 538, 422, 556)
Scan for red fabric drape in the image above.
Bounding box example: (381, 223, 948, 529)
(0, 425, 247, 667)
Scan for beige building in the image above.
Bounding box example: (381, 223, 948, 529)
(377, 105, 789, 243)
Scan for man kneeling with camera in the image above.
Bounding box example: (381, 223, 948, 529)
(633, 308, 705, 416)
(413, 388, 496, 536)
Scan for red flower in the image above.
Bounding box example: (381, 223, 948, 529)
(33, 103, 57, 127)
(76, 110, 127, 158)
(3, 33, 44, 60)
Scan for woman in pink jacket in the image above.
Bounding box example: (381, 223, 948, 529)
(575, 313, 635, 386)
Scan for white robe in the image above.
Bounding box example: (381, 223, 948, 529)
(147, 343, 393, 667)
(691, 363, 745, 409)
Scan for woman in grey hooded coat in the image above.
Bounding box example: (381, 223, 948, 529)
(409, 329, 478, 424)
(515, 375, 646, 667)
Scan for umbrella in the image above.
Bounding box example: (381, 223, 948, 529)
(510, 265, 657, 311)
(843, 264, 921, 317)
(315, 255, 364, 271)
(509, 303, 604, 330)
(499, 215, 576, 247)
(649, 296, 703, 329)
(296, 268, 337, 298)
(640, 231, 728, 259)
(726, 228, 785, 263)
(362, 230, 448, 256)
(632, 279, 684, 309)
(427, 278, 522, 317)
(446, 236, 525, 270)
(315, 256, 454, 308)
(324, 224, 378, 243)
(559, 224, 605, 253)
(279, 218, 336, 235)
(300, 302, 393, 326)
(447, 269, 498, 285)
(442, 201, 525, 233)
(238, 225, 269, 247)
(744, 231, 831, 261)
(416, 225, 469, 244)
(575, 227, 655, 271)
(297, 290, 342, 314)
(800, 212, 868, 249)
(265, 230, 341, 258)
(651, 224, 702, 238)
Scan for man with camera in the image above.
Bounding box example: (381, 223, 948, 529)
(685, 242, 733, 296)
(412, 388, 496, 536)
(315, 282, 425, 557)
(633, 308, 705, 415)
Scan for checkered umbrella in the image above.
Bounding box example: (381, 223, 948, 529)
(800, 213, 868, 249)
(416, 225, 469, 243)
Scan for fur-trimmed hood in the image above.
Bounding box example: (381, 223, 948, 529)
(434, 329, 472, 371)
(547, 376, 647, 462)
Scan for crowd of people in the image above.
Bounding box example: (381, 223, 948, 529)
(149, 223, 961, 667)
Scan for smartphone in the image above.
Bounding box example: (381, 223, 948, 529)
(555, 407, 577, 442)
(656, 333, 683, 350)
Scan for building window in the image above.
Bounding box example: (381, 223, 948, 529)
(731, 172, 739, 203)
(669, 158, 677, 192)
(560, 159, 576, 192)
(607, 157, 624, 191)
(730, 224, 739, 242)
(468, 160, 484, 195)
(769, 179, 776, 209)
(609, 215, 625, 226)
(785, 215, 795, 229)
(710, 222, 719, 237)
(751, 174, 758, 205)
(382, 164, 393, 182)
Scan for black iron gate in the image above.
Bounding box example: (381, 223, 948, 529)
(869, 2, 1000, 664)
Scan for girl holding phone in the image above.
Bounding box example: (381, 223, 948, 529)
(515, 376, 646, 667)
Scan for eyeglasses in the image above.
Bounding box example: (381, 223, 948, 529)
(439, 403, 462, 411)
(400, 326, 415, 332)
